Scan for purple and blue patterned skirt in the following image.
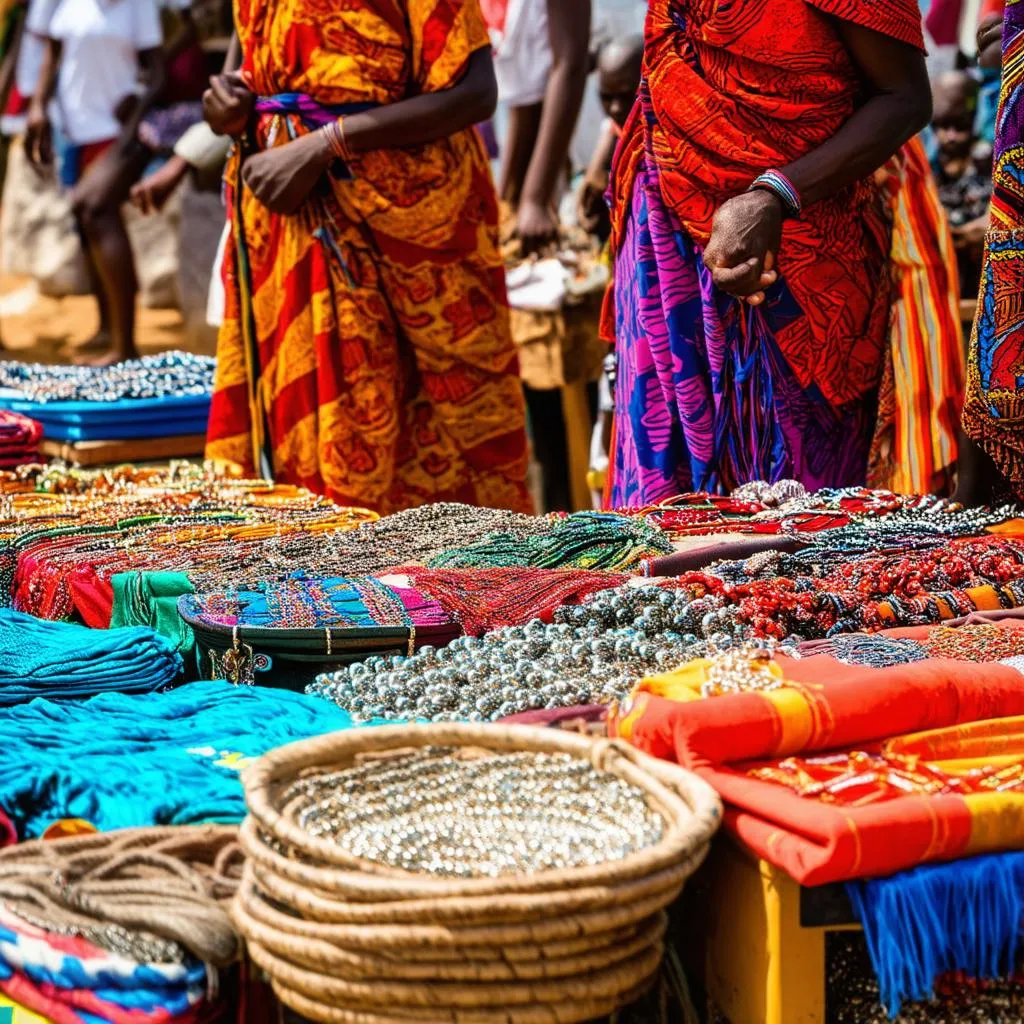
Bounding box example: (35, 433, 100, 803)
(609, 160, 878, 508)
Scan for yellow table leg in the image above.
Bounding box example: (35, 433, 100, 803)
(702, 837, 861, 1024)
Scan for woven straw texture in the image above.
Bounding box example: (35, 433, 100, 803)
(233, 724, 721, 1023)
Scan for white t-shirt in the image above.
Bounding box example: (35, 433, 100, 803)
(28, 0, 163, 145)
(491, 0, 551, 108)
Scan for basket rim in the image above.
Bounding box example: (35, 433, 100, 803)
(241, 723, 721, 899)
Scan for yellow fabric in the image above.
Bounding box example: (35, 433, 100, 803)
(636, 658, 785, 702)
(0, 996, 48, 1022)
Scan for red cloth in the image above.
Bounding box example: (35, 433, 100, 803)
(0, 808, 14, 848)
(926, 0, 965, 44)
(981, 0, 1005, 20)
(478, 0, 507, 34)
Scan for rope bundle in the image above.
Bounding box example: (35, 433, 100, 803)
(234, 724, 721, 1023)
(0, 825, 243, 967)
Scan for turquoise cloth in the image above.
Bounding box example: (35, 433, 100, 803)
(0, 682, 359, 839)
(0, 609, 182, 704)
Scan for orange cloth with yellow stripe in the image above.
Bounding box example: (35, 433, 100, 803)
(612, 623, 1024, 884)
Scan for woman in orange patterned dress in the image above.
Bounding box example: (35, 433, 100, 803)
(202, 0, 532, 515)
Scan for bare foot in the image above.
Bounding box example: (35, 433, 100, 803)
(71, 330, 113, 356)
(73, 347, 137, 367)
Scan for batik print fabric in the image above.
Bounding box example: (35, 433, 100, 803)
(206, 0, 532, 516)
(963, 0, 1024, 495)
(604, 0, 924, 505)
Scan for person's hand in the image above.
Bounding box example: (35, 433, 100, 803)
(577, 173, 608, 234)
(131, 155, 189, 214)
(24, 103, 52, 174)
(114, 93, 138, 125)
(703, 190, 782, 305)
(978, 13, 1003, 70)
(203, 70, 254, 137)
(241, 130, 333, 214)
(515, 199, 559, 256)
(951, 212, 989, 251)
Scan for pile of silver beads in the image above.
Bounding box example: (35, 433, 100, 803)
(309, 583, 799, 724)
(282, 747, 665, 878)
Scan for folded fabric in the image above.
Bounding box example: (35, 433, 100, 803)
(848, 852, 1024, 1016)
(0, 610, 182, 704)
(110, 572, 197, 655)
(612, 622, 1024, 884)
(0, 968, 211, 1024)
(0, 908, 205, 1013)
(0, 682, 360, 839)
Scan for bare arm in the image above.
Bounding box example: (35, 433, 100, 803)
(780, 21, 930, 205)
(119, 45, 167, 144)
(516, 0, 591, 251)
(240, 46, 498, 214)
(577, 119, 617, 232)
(25, 35, 60, 170)
(704, 21, 930, 301)
(342, 46, 497, 153)
(222, 32, 241, 74)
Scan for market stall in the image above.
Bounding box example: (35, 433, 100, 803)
(0, 464, 1020, 1021)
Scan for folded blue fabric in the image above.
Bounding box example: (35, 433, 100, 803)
(0, 681, 359, 839)
(0, 609, 182, 704)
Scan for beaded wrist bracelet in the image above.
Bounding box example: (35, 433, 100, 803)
(321, 118, 352, 162)
(749, 169, 802, 219)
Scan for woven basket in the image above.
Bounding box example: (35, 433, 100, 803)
(234, 724, 720, 1024)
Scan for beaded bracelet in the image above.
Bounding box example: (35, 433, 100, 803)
(749, 169, 802, 219)
(321, 118, 352, 162)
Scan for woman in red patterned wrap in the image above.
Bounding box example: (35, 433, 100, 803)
(603, 0, 932, 505)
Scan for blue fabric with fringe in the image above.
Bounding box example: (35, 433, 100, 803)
(846, 852, 1024, 1017)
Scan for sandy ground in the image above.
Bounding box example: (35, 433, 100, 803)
(0, 275, 188, 364)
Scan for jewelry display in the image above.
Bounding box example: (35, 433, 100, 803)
(0, 352, 215, 403)
(285, 747, 665, 877)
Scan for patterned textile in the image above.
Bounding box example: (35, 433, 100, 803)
(963, 0, 1024, 495)
(0, 411, 40, 470)
(0, 907, 208, 1024)
(206, 0, 532, 516)
(869, 138, 964, 494)
(603, 0, 924, 504)
(611, 622, 1024, 885)
(179, 573, 452, 629)
(138, 101, 204, 153)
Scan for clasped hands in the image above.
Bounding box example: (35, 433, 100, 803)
(203, 70, 334, 215)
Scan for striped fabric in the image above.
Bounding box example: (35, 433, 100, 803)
(872, 137, 964, 494)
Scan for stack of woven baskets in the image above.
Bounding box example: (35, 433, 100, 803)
(233, 723, 721, 1023)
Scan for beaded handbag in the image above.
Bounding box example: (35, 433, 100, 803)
(178, 576, 460, 692)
